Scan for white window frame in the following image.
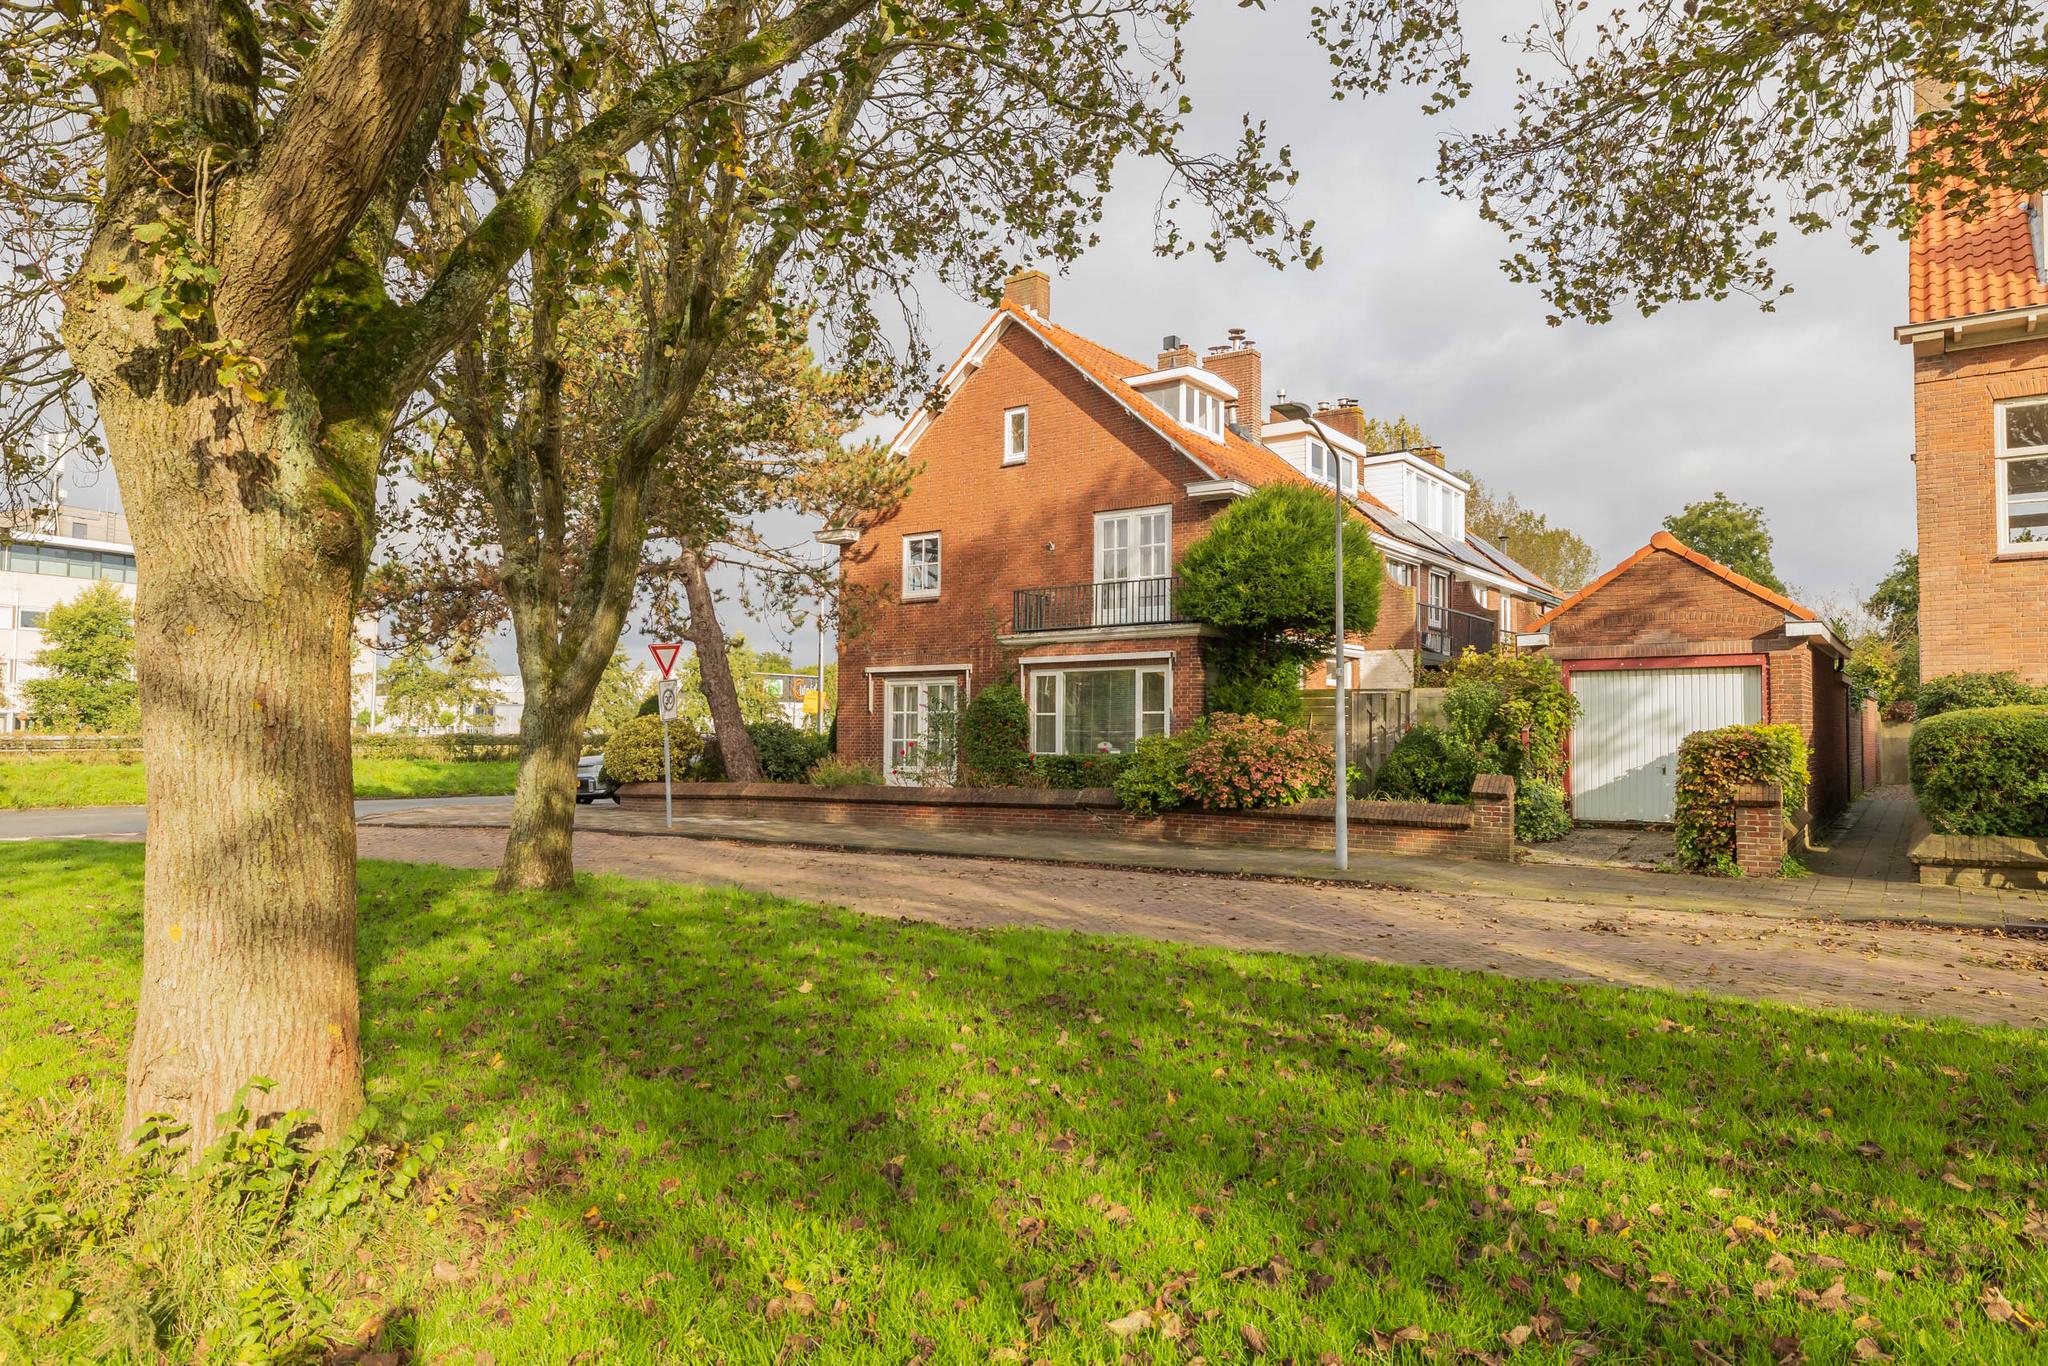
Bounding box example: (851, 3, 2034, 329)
(1004, 405, 1029, 465)
(1307, 439, 1330, 485)
(1996, 395, 2048, 553)
(1387, 560, 1415, 588)
(884, 676, 960, 784)
(1092, 506, 1173, 624)
(1028, 664, 1172, 756)
(902, 532, 942, 599)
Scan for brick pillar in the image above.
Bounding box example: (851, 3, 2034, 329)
(1732, 782, 1785, 878)
(1469, 773, 1516, 861)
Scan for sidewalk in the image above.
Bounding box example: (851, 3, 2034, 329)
(360, 786, 2048, 932)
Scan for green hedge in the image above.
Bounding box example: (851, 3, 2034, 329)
(749, 721, 832, 783)
(1916, 671, 2048, 718)
(1673, 724, 1809, 874)
(1032, 753, 1127, 788)
(1371, 724, 1477, 805)
(1910, 705, 2048, 837)
(959, 684, 1033, 785)
(602, 715, 704, 784)
(1515, 780, 1572, 843)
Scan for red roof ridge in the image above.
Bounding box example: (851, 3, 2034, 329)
(1528, 531, 1816, 632)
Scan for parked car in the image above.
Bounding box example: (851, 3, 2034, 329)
(576, 754, 617, 804)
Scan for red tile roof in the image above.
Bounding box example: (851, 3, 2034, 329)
(996, 302, 1401, 513)
(1909, 179, 2048, 324)
(900, 302, 1554, 599)
(1527, 531, 1816, 632)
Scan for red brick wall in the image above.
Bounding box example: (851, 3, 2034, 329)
(1732, 783, 1787, 878)
(616, 777, 1517, 861)
(1543, 550, 1790, 653)
(1911, 337, 2048, 683)
(836, 323, 1227, 769)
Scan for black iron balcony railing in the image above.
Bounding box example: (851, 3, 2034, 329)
(1418, 602, 1499, 660)
(1013, 576, 1186, 633)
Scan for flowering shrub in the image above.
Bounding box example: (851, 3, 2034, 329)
(1173, 714, 1333, 811)
(1674, 724, 1809, 874)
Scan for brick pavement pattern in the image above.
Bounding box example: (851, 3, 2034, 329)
(357, 823, 2048, 1032)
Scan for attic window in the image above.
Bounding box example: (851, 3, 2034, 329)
(1166, 384, 1224, 439)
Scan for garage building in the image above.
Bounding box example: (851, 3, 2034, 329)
(1518, 532, 1853, 828)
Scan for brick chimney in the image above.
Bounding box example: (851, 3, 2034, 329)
(1001, 268, 1051, 317)
(1156, 334, 1198, 370)
(1414, 444, 1447, 468)
(1201, 328, 1262, 434)
(1313, 398, 1366, 445)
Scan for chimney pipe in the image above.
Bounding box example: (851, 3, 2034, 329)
(1200, 328, 1262, 435)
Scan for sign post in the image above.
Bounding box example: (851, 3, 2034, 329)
(650, 645, 683, 830)
(657, 678, 680, 828)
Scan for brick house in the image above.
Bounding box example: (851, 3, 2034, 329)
(830, 271, 1559, 782)
(1895, 123, 2048, 683)
(1520, 532, 1852, 825)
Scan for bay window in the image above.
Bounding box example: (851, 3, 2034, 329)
(1030, 665, 1169, 755)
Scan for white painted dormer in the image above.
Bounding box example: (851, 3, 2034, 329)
(1358, 451, 1467, 540)
(1127, 366, 1235, 443)
(1260, 419, 1362, 497)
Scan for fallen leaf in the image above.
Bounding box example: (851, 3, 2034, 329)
(1105, 1309, 1156, 1340)
(1852, 1338, 1890, 1361)
(1239, 1323, 1269, 1357)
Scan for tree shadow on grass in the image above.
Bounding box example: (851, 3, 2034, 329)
(351, 859, 2048, 1365)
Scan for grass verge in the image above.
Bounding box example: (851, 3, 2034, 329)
(3, 841, 2044, 1362)
(0, 757, 519, 808)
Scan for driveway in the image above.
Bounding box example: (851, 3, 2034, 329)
(356, 820, 2048, 1031)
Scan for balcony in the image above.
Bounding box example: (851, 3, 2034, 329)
(1012, 576, 1188, 634)
(1418, 602, 1498, 662)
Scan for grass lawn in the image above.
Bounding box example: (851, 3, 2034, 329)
(3, 842, 2045, 1363)
(0, 756, 520, 808)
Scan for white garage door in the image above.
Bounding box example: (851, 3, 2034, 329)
(1569, 666, 1762, 823)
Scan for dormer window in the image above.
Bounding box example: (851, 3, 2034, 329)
(1403, 467, 1465, 539)
(1128, 366, 1234, 442)
(1307, 439, 1332, 484)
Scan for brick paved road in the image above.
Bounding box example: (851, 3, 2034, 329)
(358, 825, 2048, 1031)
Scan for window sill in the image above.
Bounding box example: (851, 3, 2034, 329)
(1002, 456, 1027, 467)
(1991, 548, 2048, 563)
(901, 592, 941, 603)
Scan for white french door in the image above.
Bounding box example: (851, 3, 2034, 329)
(1093, 507, 1172, 625)
(886, 679, 959, 785)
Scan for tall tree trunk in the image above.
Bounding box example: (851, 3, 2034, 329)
(678, 544, 763, 781)
(496, 687, 586, 891)
(87, 377, 368, 1152)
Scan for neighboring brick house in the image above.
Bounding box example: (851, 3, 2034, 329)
(831, 271, 1558, 781)
(1895, 120, 2048, 683)
(1519, 532, 1852, 826)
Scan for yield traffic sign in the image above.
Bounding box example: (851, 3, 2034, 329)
(648, 642, 682, 678)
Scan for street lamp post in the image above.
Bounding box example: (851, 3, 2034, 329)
(1274, 401, 1348, 871)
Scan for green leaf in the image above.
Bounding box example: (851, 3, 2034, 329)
(131, 221, 170, 244)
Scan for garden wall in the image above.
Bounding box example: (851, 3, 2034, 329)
(615, 775, 1517, 861)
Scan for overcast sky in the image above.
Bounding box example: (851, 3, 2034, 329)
(63, 1, 1917, 673)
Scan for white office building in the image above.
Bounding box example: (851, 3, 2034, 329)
(0, 502, 138, 732)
